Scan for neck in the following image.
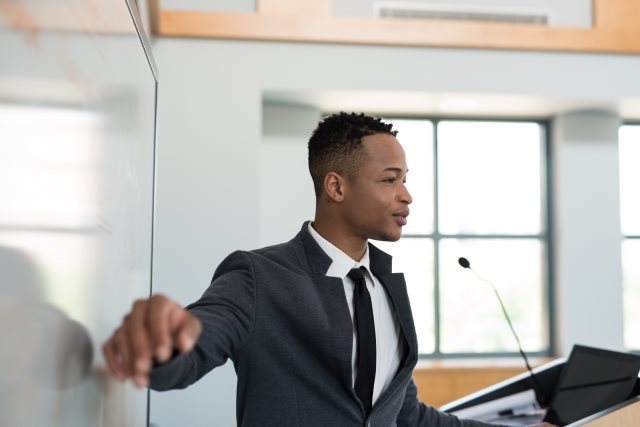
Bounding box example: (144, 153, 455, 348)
(311, 217, 368, 262)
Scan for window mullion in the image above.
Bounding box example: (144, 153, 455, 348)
(433, 119, 441, 355)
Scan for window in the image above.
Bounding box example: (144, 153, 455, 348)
(619, 124, 640, 350)
(375, 118, 550, 357)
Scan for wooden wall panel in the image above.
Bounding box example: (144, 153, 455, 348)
(594, 0, 640, 31)
(414, 366, 527, 408)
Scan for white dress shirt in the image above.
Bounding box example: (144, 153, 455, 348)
(308, 223, 403, 406)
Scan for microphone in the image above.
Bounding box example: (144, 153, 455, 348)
(457, 257, 548, 407)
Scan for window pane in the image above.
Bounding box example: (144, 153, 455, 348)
(623, 240, 640, 349)
(438, 121, 543, 235)
(439, 238, 547, 353)
(373, 238, 435, 354)
(385, 119, 434, 235)
(619, 125, 640, 235)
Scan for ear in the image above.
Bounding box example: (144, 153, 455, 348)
(323, 171, 346, 203)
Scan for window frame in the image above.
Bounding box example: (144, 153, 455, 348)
(383, 115, 554, 359)
(620, 121, 640, 352)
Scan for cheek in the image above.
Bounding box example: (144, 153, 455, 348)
(347, 185, 393, 218)
(363, 194, 393, 219)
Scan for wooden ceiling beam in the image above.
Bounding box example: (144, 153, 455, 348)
(157, 11, 640, 54)
(150, 0, 640, 55)
(256, 0, 331, 16)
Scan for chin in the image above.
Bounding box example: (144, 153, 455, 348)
(377, 230, 402, 242)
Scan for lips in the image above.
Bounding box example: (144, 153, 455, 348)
(393, 209, 410, 226)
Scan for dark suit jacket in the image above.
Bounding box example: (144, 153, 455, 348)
(150, 223, 494, 427)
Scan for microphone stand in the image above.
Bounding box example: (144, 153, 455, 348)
(459, 257, 549, 407)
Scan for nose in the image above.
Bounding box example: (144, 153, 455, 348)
(400, 184, 413, 205)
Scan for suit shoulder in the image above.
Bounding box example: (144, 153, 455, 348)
(249, 239, 303, 269)
(212, 238, 306, 280)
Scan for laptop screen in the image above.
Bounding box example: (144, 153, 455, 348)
(544, 345, 640, 425)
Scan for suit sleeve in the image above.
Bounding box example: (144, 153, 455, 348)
(149, 250, 256, 390)
(396, 378, 506, 427)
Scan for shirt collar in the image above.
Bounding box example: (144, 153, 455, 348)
(307, 222, 372, 280)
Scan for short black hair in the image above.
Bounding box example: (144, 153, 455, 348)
(308, 112, 397, 197)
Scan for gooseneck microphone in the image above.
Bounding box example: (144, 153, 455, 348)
(457, 257, 548, 407)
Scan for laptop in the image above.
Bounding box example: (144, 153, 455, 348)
(543, 345, 640, 425)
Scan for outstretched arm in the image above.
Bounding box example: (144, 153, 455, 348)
(102, 250, 256, 389)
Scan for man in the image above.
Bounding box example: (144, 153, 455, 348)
(103, 113, 547, 426)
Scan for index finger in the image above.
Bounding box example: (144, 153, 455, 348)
(127, 299, 153, 378)
(146, 295, 175, 363)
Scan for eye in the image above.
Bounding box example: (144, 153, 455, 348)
(382, 177, 396, 183)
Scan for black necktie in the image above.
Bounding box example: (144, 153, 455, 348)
(347, 266, 376, 416)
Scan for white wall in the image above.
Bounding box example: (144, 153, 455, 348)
(553, 111, 625, 354)
(150, 38, 640, 426)
(260, 103, 319, 246)
(150, 39, 261, 427)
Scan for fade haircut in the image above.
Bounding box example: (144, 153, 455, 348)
(308, 112, 397, 197)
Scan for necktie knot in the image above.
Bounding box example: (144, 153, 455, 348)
(347, 266, 367, 284)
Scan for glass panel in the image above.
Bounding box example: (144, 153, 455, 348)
(623, 240, 640, 349)
(0, 1, 156, 425)
(438, 121, 543, 235)
(374, 238, 435, 354)
(439, 238, 547, 353)
(619, 125, 640, 236)
(385, 119, 434, 235)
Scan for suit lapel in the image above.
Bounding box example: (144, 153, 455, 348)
(309, 273, 356, 392)
(376, 272, 418, 368)
(369, 243, 419, 405)
(368, 243, 418, 367)
(295, 223, 356, 394)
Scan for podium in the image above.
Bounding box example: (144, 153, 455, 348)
(571, 396, 640, 426)
(440, 346, 640, 426)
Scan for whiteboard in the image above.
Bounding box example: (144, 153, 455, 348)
(0, 1, 157, 426)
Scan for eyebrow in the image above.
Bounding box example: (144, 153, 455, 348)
(382, 167, 409, 173)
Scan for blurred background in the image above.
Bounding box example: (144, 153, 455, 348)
(1, 0, 639, 425)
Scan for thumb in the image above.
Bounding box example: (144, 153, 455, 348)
(169, 309, 202, 353)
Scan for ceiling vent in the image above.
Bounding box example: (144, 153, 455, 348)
(375, 2, 551, 25)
